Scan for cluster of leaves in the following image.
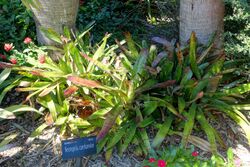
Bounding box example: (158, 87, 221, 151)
(0, 25, 163, 156)
(95, 32, 250, 160)
(0, 0, 36, 53)
(142, 146, 236, 167)
(1, 28, 250, 161)
(143, 33, 250, 155)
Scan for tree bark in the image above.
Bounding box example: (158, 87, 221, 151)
(31, 0, 79, 45)
(179, 0, 224, 49)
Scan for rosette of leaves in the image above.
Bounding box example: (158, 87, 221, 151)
(94, 33, 164, 159)
(139, 32, 250, 155)
(0, 27, 162, 159)
(0, 27, 120, 139)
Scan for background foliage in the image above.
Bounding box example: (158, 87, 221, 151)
(0, 0, 36, 53)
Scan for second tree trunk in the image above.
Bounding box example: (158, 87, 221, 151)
(179, 0, 224, 48)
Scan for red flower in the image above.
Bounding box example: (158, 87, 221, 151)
(157, 160, 166, 167)
(24, 37, 32, 44)
(10, 58, 17, 64)
(0, 54, 6, 60)
(149, 158, 156, 163)
(192, 151, 199, 157)
(38, 55, 46, 64)
(4, 43, 13, 52)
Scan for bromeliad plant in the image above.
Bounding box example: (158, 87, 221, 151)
(0, 27, 117, 139)
(0, 26, 164, 159)
(140, 32, 250, 155)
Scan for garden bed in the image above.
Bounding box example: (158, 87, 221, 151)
(0, 111, 249, 167)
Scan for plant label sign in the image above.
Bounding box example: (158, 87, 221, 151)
(62, 136, 97, 160)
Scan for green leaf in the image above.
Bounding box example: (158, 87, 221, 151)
(88, 107, 112, 120)
(0, 108, 16, 119)
(224, 83, 250, 95)
(164, 101, 185, 120)
(181, 103, 196, 147)
(180, 69, 193, 86)
(174, 64, 182, 82)
(55, 116, 68, 126)
(160, 61, 174, 81)
(232, 104, 250, 111)
(69, 118, 91, 128)
(87, 35, 109, 72)
(190, 79, 209, 100)
(0, 132, 19, 148)
(4, 105, 43, 115)
(26, 57, 61, 72)
(30, 123, 48, 138)
(40, 27, 62, 44)
(196, 109, 217, 154)
(197, 43, 214, 64)
(124, 32, 139, 59)
(70, 45, 85, 73)
(138, 116, 154, 128)
(97, 135, 109, 153)
(152, 116, 173, 148)
(143, 101, 158, 116)
(178, 97, 185, 114)
(227, 148, 234, 166)
(138, 129, 151, 155)
(189, 32, 201, 79)
(0, 68, 11, 85)
(106, 128, 126, 150)
(39, 82, 60, 97)
(105, 147, 113, 161)
(132, 49, 148, 80)
(0, 79, 20, 104)
(47, 99, 57, 121)
(121, 123, 136, 154)
(81, 53, 111, 73)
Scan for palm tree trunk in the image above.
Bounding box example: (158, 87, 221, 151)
(179, 0, 224, 49)
(31, 0, 79, 45)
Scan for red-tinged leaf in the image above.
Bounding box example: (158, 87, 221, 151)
(44, 113, 54, 126)
(64, 86, 78, 97)
(151, 37, 174, 49)
(124, 32, 139, 59)
(176, 43, 183, 65)
(0, 62, 13, 69)
(189, 32, 201, 79)
(31, 70, 44, 77)
(67, 76, 101, 88)
(97, 104, 122, 142)
(151, 51, 167, 68)
(153, 80, 176, 89)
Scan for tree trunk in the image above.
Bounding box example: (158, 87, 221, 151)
(31, 0, 79, 45)
(179, 0, 224, 49)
